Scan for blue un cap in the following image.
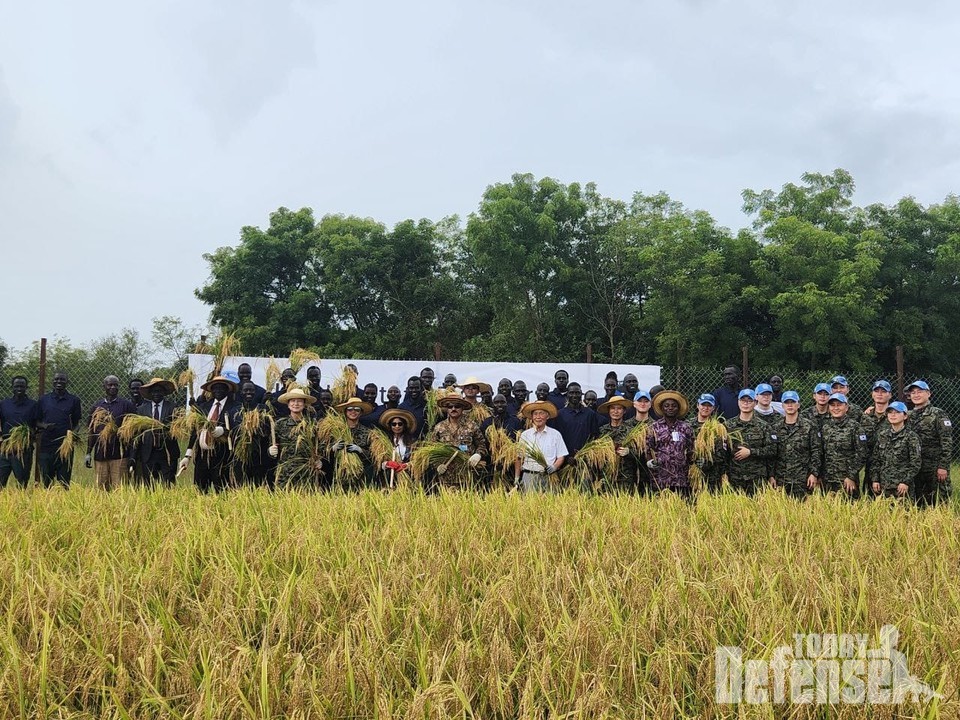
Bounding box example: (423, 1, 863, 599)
(223, 369, 241, 385)
(755, 383, 774, 395)
(828, 392, 848, 404)
(906, 380, 930, 392)
(634, 390, 651, 401)
(698, 393, 716, 406)
(781, 391, 800, 403)
(887, 401, 908, 414)
(872, 380, 892, 392)
(814, 383, 831, 394)
(738, 389, 756, 400)
(831, 375, 849, 387)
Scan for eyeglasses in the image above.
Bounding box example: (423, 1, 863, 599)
(346, 407, 362, 412)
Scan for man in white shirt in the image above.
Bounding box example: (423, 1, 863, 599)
(515, 400, 568, 492)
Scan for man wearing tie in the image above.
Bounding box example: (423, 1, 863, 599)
(136, 378, 180, 487)
(179, 376, 237, 492)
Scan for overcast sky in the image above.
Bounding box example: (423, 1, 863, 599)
(2, 0, 959, 353)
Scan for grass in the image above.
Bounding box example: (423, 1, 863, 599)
(1, 464, 959, 717)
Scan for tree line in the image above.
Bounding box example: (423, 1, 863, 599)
(194, 169, 960, 375)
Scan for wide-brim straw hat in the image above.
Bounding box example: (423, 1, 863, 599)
(596, 395, 633, 415)
(652, 390, 688, 418)
(520, 400, 558, 419)
(278, 387, 317, 405)
(437, 391, 472, 410)
(201, 375, 238, 392)
(379, 408, 418, 433)
(457, 376, 492, 395)
(335, 396, 374, 414)
(140, 377, 176, 396)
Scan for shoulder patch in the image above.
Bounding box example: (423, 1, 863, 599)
(770, 434, 778, 441)
(858, 434, 867, 441)
(944, 420, 952, 427)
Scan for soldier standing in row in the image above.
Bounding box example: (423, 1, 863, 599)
(904, 380, 953, 506)
(689, 394, 727, 493)
(725, 389, 776, 495)
(870, 402, 921, 500)
(820, 393, 869, 498)
(770, 391, 822, 499)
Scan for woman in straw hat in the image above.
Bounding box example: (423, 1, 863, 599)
(596, 395, 641, 493)
(377, 408, 418, 487)
(646, 390, 695, 497)
(328, 396, 375, 490)
(274, 386, 322, 488)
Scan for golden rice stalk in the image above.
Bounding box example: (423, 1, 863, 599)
(275, 420, 326, 487)
(210, 330, 242, 377)
(289, 348, 320, 374)
(693, 417, 729, 464)
(487, 426, 522, 473)
(234, 408, 268, 463)
(331, 365, 358, 405)
(117, 414, 164, 448)
(468, 402, 492, 422)
(410, 442, 467, 481)
(57, 430, 77, 462)
(518, 438, 550, 472)
(89, 408, 118, 455)
(169, 407, 214, 444)
(688, 463, 706, 493)
(316, 410, 352, 446)
(0, 425, 33, 461)
(561, 436, 617, 488)
(424, 389, 441, 428)
(368, 428, 395, 470)
(264, 357, 282, 394)
(176, 368, 195, 399)
(623, 419, 650, 455)
(334, 450, 364, 487)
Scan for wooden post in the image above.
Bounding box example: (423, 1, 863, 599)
(586, 343, 593, 363)
(433, 342, 441, 361)
(741, 345, 750, 388)
(895, 345, 905, 401)
(38, 337, 48, 396)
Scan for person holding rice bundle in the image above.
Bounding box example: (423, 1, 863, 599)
(425, 390, 488, 490)
(377, 407, 418, 487)
(689, 394, 728, 493)
(36, 371, 83, 488)
(0, 376, 39, 488)
(273, 386, 319, 488)
(596, 395, 640, 493)
(515, 400, 568, 492)
(645, 390, 694, 497)
(327, 396, 374, 490)
(233, 380, 278, 489)
(85, 375, 137, 491)
(179, 375, 238, 493)
(133, 377, 181, 487)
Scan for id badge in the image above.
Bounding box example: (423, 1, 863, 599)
(671, 431, 681, 442)
(459, 444, 468, 452)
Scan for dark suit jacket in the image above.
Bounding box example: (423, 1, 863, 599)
(137, 400, 181, 463)
(188, 398, 237, 455)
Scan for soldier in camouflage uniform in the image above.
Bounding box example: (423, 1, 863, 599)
(904, 380, 953, 506)
(597, 395, 641, 493)
(689, 393, 727, 492)
(820, 393, 869, 497)
(725, 389, 777, 495)
(770, 391, 823, 499)
(830, 376, 863, 418)
(803, 383, 832, 431)
(429, 391, 488, 489)
(860, 380, 894, 493)
(869, 402, 920, 500)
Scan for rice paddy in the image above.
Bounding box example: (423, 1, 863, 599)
(1, 467, 958, 718)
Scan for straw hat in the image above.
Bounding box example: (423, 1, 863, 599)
(596, 395, 633, 415)
(379, 408, 418, 433)
(201, 375, 237, 392)
(457, 376, 492, 394)
(520, 400, 558, 419)
(277, 387, 317, 405)
(335, 396, 374, 414)
(140, 377, 175, 396)
(652, 390, 688, 418)
(437, 390, 472, 410)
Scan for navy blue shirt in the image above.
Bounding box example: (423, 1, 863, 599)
(480, 413, 523, 437)
(399, 398, 427, 438)
(0, 396, 39, 437)
(711, 386, 742, 420)
(37, 391, 83, 453)
(547, 391, 567, 410)
(553, 405, 600, 456)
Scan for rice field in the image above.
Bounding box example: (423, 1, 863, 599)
(1, 470, 958, 718)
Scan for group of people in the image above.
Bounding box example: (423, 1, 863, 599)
(0, 364, 952, 505)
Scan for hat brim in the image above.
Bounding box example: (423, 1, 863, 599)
(140, 379, 176, 395)
(277, 389, 317, 405)
(520, 400, 558, 419)
(437, 397, 472, 410)
(335, 398, 374, 414)
(200, 375, 238, 392)
(457, 378, 492, 395)
(652, 390, 689, 418)
(596, 397, 633, 415)
(379, 408, 418, 433)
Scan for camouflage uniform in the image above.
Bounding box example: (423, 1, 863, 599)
(869, 427, 921, 499)
(333, 423, 373, 490)
(429, 418, 488, 489)
(802, 406, 831, 432)
(725, 416, 776, 495)
(905, 404, 953, 506)
(274, 416, 321, 489)
(690, 416, 728, 492)
(599, 420, 641, 493)
(860, 408, 891, 493)
(820, 416, 869, 496)
(771, 416, 823, 499)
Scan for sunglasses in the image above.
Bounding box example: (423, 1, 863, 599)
(346, 407, 362, 412)
(389, 420, 405, 426)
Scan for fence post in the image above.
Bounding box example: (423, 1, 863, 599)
(742, 345, 750, 388)
(38, 337, 48, 396)
(895, 345, 905, 400)
(586, 343, 593, 363)
(433, 342, 441, 362)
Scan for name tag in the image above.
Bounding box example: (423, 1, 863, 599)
(459, 444, 468, 452)
(671, 431, 681, 442)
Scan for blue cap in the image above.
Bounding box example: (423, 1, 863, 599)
(697, 393, 716, 406)
(634, 390, 651, 401)
(886, 401, 908, 414)
(906, 380, 930, 392)
(830, 375, 848, 387)
(814, 383, 831, 394)
(755, 383, 773, 395)
(827, 392, 848, 404)
(738, 389, 756, 400)
(872, 380, 892, 392)
(781, 391, 800, 403)
(223, 370, 241, 384)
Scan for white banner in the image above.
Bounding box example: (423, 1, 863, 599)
(187, 355, 661, 400)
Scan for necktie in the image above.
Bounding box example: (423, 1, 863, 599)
(153, 403, 162, 447)
(154, 403, 160, 421)
(210, 401, 220, 423)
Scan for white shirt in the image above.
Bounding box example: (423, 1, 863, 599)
(518, 425, 568, 472)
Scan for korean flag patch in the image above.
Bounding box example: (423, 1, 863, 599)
(770, 434, 778, 441)
(859, 434, 867, 441)
(944, 420, 952, 427)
